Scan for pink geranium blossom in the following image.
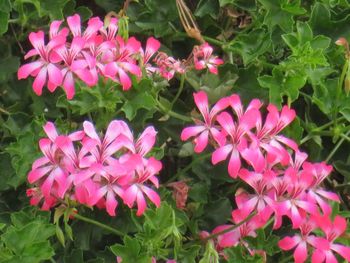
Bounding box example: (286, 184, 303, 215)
(18, 31, 65, 95)
(193, 42, 224, 74)
(28, 120, 162, 217)
(181, 91, 230, 152)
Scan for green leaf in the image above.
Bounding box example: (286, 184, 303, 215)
(0, 11, 9, 35)
(258, 0, 305, 32)
(56, 225, 65, 247)
(0, 56, 20, 82)
(229, 28, 271, 65)
(195, 0, 219, 18)
(75, 6, 92, 21)
(258, 67, 307, 107)
(110, 236, 151, 263)
(0, 0, 12, 12)
(122, 93, 156, 120)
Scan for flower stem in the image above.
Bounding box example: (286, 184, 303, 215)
(325, 130, 350, 163)
(156, 98, 192, 122)
(200, 211, 257, 243)
(171, 73, 186, 107)
(73, 213, 124, 237)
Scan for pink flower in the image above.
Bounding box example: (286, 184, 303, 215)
(55, 36, 95, 99)
(17, 31, 66, 95)
(232, 169, 276, 221)
(181, 91, 230, 152)
(311, 215, 350, 263)
(274, 167, 318, 228)
(154, 52, 186, 80)
(213, 215, 265, 248)
(140, 37, 161, 74)
(104, 36, 142, 90)
(193, 42, 223, 74)
(67, 14, 103, 40)
(123, 156, 162, 216)
(249, 104, 297, 166)
(27, 122, 81, 200)
(211, 109, 259, 178)
(303, 162, 340, 215)
(278, 219, 319, 263)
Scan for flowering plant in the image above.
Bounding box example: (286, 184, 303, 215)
(1, 1, 350, 263)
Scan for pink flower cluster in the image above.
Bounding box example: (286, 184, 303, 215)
(18, 14, 223, 99)
(181, 91, 350, 263)
(27, 120, 162, 217)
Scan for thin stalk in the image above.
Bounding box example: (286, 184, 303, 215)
(0, 107, 10, 115)
(171, 74, 186, 107)
(73, 213, 124, 236)
(325, 130, 350, 163)
(335, 183, 350, 189)
(200, 212, 257, 242)
(340, 133, 350, 142)
(156, 99, 192, 122)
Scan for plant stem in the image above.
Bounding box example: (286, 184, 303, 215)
(200, 211, 257, 243)
(174, 32, 226, 47)
(156, 99, 192, 122)
(325, 130, 350, 163)
(73, 213, 124, 236)
(171, 73, 185, 107)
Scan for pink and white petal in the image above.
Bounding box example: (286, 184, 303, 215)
(32, 67, 48, 95)
(295, 200, 318, 215)
(333, 216, 347, 236)
(83, 121, 101, 143)
(126, 37, 142, 53)
(293, 242, 308, 263)
(290, 206, 303, 228)
(275, 135, 298, 151)
(278, 236, 300, 251)
(207, 64, 218, 74)
(194, 130, 209, 153)
(74, 68, 94, 86)
(24, 48, 38, 60)
(316, 189, 340, 202)
(193, 91, 209, 120)
(136, 126, 157, 156)
(32, 156, 50, 170)
(331, 244, 350, 262)
(106, 190, 118, 216)
(180, 126, 206, 141)
(28, 31, 45, 50)
(67, 14, 81, 36)
(62, 71, 75, 99)
(141, 185, 160, 207)
(43, 122, 58, 141)
(227, 149, 241, 178)
(325, 251, 338, 263)
(123, 185, 138, 208)
(136, 191, 147, 216)
(216, 112, 236, 135)
(28, 166, 52, 183)
(212, 144, 233, 165)
(145, 37, 161, 59)
(118, 68, 132, 90)
(104, 120, 123, 145)
(120, 62, 141, 77)
(18, 61, 43, 79)
(40, 176, 55, 198)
